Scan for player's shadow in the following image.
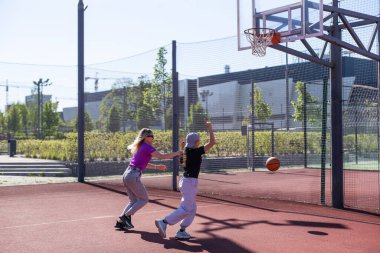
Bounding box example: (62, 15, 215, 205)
(198, 218, 347, 236)
(126, 230, 254, 253)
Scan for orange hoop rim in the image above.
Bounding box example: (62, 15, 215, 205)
(243, 28, 281, 57)
(244, 28, 281, 44)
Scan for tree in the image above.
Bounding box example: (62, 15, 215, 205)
(136, 105, 155, 129)
(187, 102, 208, 132)
(6, 105, 21, 134)
(165, 104, 173, 130)
(291, 81, 321, 126)
(254, 86, 272, 121)
(128, 75, 153, 130)
(74, 111, 95, 132)
(0, 111, 6, 134)
(99, 91, 122, 131)
(111, 78, 134, 132)
(42, 101, 61, 137)
(17, 104, 29, 136)
(107, 104, 121, 132)
(143, 47, 172, 130)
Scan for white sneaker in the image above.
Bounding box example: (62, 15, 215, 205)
(155, 219, 167, 238)
(175, 229, 191, 240)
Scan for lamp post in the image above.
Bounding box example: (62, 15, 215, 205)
(200, 89, 213, 114)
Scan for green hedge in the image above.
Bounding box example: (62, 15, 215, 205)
(16, 131, 377, 161)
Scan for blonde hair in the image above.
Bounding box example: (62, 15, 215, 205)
(180, 141, 186, 166)
(127, 128, 153, 154)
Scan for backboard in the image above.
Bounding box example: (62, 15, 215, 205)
(237, 0, 326, 51)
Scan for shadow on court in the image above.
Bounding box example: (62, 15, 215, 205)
(125, 230, 254, 253)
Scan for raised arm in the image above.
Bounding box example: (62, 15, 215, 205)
(204, 122, 216, 153)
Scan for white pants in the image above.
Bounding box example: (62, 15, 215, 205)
(164, 177, 198, 228)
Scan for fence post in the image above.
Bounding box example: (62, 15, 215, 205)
(251, 80, 255, 171)
(303, 82, 308, 168)
(172, 40, 179, 191)
(320, 76, 328, 205)
(77, 0, 85, 183)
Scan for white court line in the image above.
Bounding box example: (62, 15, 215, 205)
(0, 203, 225, 230)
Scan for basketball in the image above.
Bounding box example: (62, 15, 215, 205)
(266, 157, 280, 171)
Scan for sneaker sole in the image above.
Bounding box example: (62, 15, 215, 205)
(175, 236, 191, 240)
(155, 220, 166, 238)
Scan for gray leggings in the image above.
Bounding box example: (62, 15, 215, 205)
(120, 166, 149, 217)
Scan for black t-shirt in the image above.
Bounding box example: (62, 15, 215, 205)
(183, 146, 205, 178)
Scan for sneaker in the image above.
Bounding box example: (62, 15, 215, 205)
(114, 221, 124, 229)
(155, 219, 167, 238)
(175, 229, 191, 240)
(119, 215, 134, 230)
(126, 215, 134, 228)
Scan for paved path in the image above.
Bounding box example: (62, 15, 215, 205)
(0, 154, 63, 164)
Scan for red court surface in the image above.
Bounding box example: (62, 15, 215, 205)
(1, 177, 380, 253)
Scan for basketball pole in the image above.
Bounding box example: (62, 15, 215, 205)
(330, 0, 344, 209)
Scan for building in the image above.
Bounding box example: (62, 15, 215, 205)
(25, 94, 52, 106)
(62, 90, 109, 123)
(61, 56, 377, 131)
(197, 56, 376, 130)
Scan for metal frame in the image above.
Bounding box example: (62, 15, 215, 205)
(268, 4, 380, 64)
(237, 0, 380, 209)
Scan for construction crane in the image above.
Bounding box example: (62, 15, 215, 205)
(0, 80, 33, 111)
(85, 72, 128, 92)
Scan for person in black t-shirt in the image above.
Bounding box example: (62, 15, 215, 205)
(155, 122, 216, 240)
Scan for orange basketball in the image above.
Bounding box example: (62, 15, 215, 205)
(266, 157, 280, 171)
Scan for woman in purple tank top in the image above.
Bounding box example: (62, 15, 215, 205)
(115, 128, 182, 231)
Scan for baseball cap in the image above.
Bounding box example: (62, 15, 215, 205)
(185, 132, 200, 148)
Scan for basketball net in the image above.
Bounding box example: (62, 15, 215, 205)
(244, 28, 280, 57)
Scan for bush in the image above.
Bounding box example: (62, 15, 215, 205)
(16, 130, 377, 161)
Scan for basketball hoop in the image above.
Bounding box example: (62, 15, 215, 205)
(244, 28, 281, 57)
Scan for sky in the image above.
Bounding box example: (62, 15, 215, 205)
(0, 0, 241, 111)
(0, 0, 372, 112)
(0, 0, 237, 65)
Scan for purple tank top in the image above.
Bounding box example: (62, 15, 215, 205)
(129, 142, 156, 171)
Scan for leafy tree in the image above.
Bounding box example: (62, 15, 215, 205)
(243, 86, 272, 125)
(165, 104, 173, 130)
(187, 102, 208, 132)
(0, 111, 6, 133)
(99, 91, 122, 130)
(84, 112, 95, 132)
(291, 81, 321, 126)
(74, 111, 95, 132)
(136, 105, 155, 129)
(17, 104, 29, 136)
(143, 47, 172, 130)
(107, 104, 121, 132)
(127, 76, 153, 130)
(254, 86, 272, 121)
(112, 78, 134, 131)
(6, 105, 21, 134)
(99, 78, 133, 131)
(42, 101, 61, 137)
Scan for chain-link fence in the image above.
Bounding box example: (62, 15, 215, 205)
(0, 0, 379, 214)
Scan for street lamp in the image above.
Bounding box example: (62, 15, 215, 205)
(200, 89, 213, 114)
